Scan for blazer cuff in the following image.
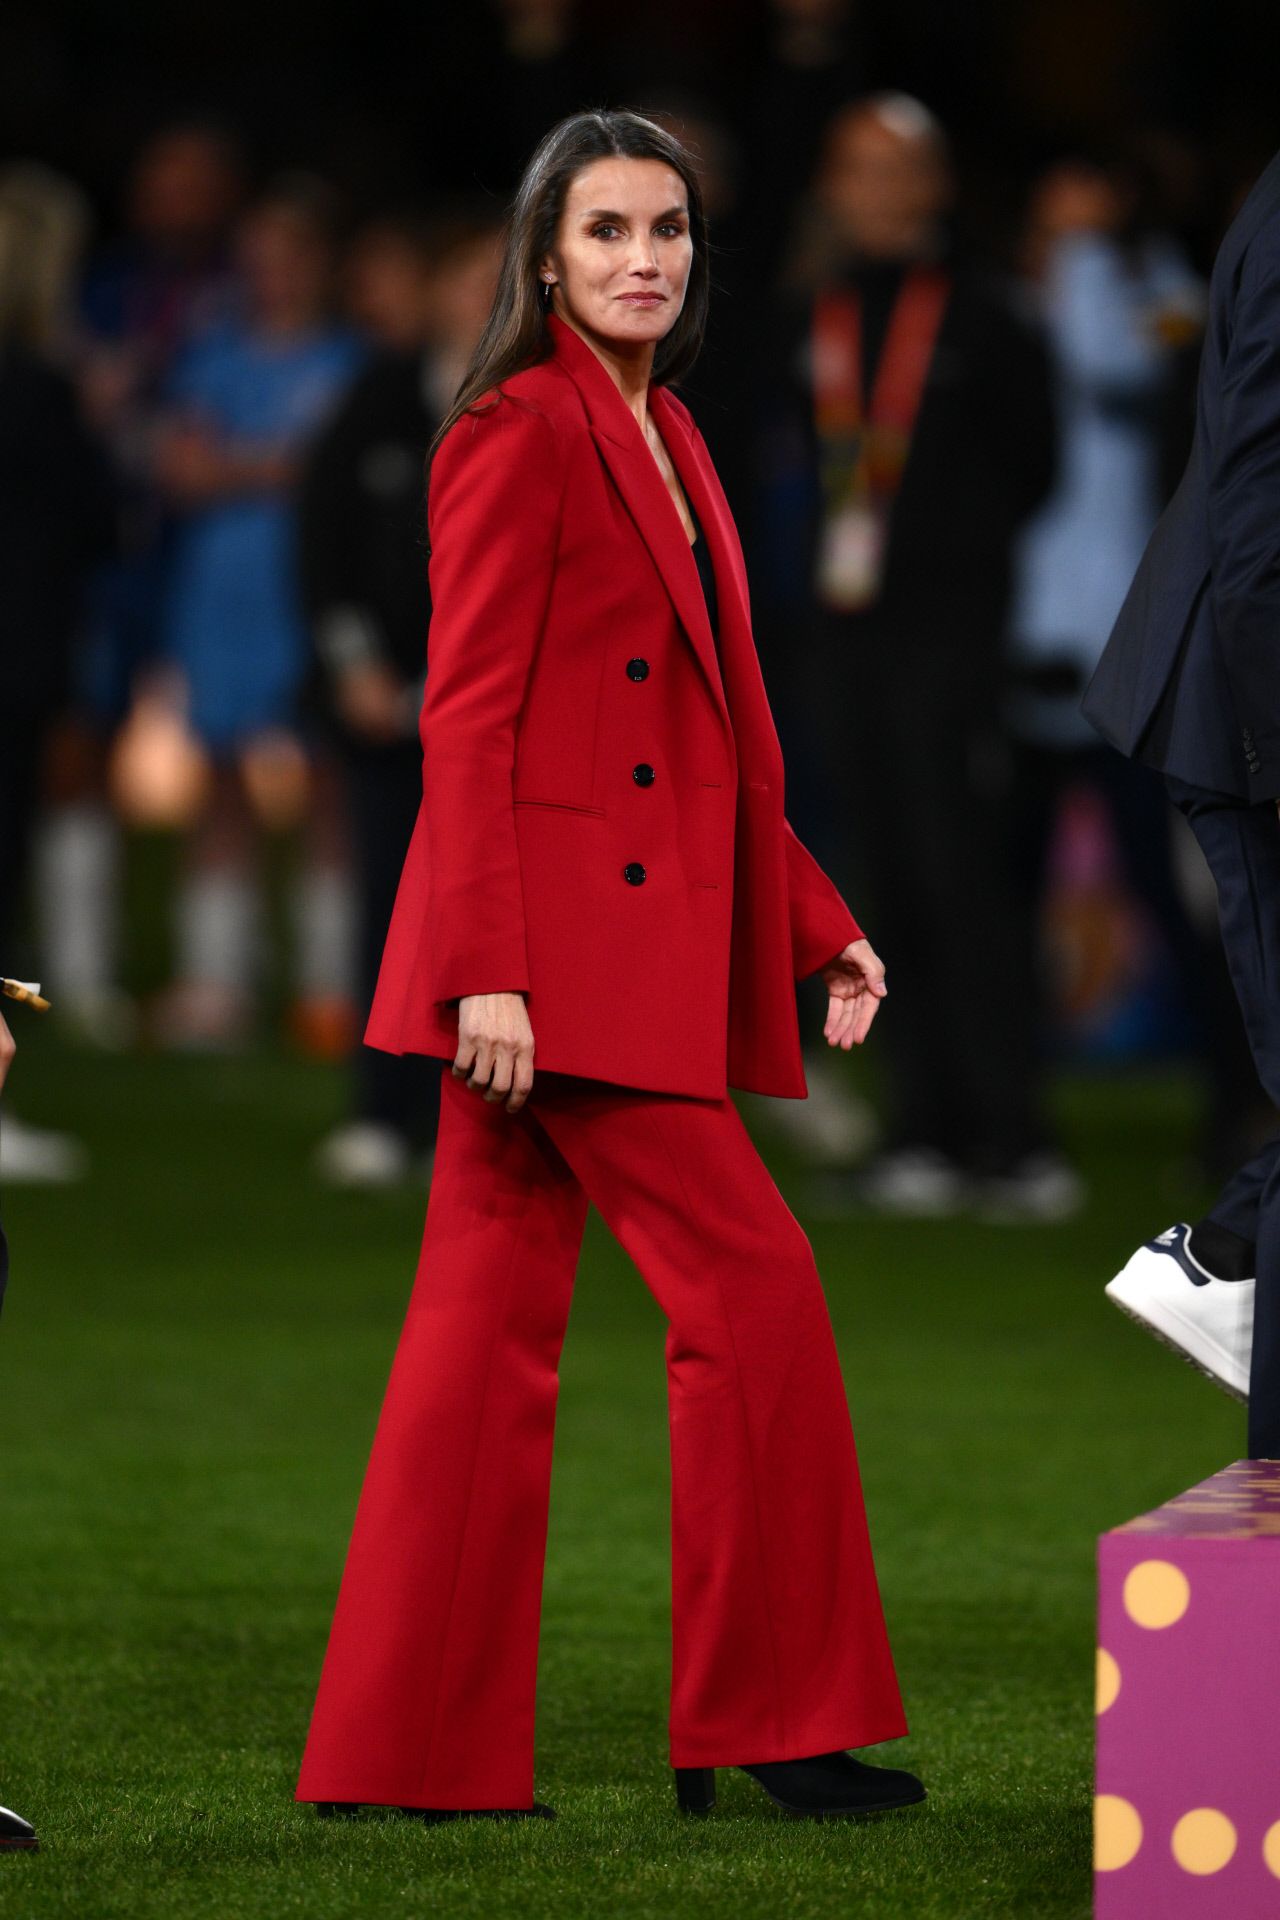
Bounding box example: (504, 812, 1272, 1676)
(430, 941, 531, 1010)
(792, 906, 864, 983)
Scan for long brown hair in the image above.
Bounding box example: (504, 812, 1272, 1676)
(430, 109, 710, 459)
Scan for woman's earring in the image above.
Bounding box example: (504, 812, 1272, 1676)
(540, 277, 555, 309)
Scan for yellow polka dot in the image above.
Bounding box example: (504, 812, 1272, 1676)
(1095, 1795, 1143, 1871)
(1171, 1809, 1236, 1875)
(1123, 1559, 1190, 1628)
(1096, 1648, 1121, 1714)
(1263, 1821, 1280, 1877)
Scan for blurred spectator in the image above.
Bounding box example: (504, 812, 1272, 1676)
(1006, 154, 1266, 1178)
(36, 122, 247, 1048)
(0, 167, 112, 1181)
(149, 176, 366, 1053)
(765, 94, 1063, 1216)
(298, 208, 500, 1184)
(429, 0, 604, 193)
(735, 0, 873, 287)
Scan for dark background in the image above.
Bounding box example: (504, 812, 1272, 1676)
(8, 1, 1279, 260)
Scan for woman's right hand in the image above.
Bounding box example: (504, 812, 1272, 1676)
(0, 1011, 14, 1093)
(453, 992, 535, 1113)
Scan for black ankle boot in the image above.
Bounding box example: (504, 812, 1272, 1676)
(674, 1751, 925, 1819)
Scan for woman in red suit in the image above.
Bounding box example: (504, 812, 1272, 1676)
(295, 110, 924, 1825)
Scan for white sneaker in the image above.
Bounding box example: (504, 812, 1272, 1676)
(0, 1113, 89, 1184)
(973, 1151, 1086, 1225)
(766, 1055, 880, 1166)
(315, 1121, 413, 1189)
(1105, 1223, 1252, 1402)
(55, 986, 140, 1052)
(858, 1146, 967, 1217)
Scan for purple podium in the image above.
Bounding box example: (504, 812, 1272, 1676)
(1096, 1462, 1280, 1918)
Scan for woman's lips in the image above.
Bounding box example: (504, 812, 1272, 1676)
(617, 293, 666, 305)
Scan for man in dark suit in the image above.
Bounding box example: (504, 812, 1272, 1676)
(1083, 151, 1280, 1458)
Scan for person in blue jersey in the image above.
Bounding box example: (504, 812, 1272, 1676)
(152, 177, 366, 1051)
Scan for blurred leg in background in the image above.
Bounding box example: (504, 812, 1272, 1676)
(287, 747, 358, 1064)
(313, 737, 439, 1186)
(153, 757, 263, 1051)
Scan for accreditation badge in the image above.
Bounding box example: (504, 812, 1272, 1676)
(817, 500, 886, 612)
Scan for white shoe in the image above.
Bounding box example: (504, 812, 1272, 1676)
(55, 986, 140, 1052)
(1105, 1223, 1252, 1402)
(315, 1121, 413, 1189)
(972, 1151, 1086, 1225)
(0, 1113, 88, 1184)
(858, 1146, 967, 1217)
(767, 1056, 880, 1166)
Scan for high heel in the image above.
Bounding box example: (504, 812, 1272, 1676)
(673, 1767, 717, 1814)
(673, 1752, 925, 1819)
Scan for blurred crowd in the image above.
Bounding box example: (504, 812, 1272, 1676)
(1, 0, 1276, 1213)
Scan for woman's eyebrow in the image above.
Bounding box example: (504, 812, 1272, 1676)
(579, 205, 689, 222)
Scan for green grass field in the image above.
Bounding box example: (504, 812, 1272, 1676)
(0, 1023, 1242, 1919)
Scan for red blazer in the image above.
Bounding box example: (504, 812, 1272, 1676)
(365, 311, 862, 1100)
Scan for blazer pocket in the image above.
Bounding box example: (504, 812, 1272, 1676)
(513, 797, 607, 817)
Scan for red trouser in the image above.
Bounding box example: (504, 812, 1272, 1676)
(295, 1066, 907, 1809)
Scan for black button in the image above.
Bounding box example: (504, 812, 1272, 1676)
(626, 657, 650, 682)
(623, 862, 647, 885)
(632, 763, 655, 786)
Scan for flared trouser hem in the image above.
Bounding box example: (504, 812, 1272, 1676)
(295, 1067, 906, 1808)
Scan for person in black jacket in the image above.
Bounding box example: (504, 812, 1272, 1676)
(1084, 150, 1280, 1455)
(764, 95, 1061, 1216)
(0, 179, 116, 1188)
(299, 210, 500, 1184)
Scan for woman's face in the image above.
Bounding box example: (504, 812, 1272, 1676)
(543, 155, 692, 353)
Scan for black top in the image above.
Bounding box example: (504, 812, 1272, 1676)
(687, 497, 719, 644)
(0, 345, 116, 716)
(297, 346, 438, 695)
(769, 254, 1056, 643)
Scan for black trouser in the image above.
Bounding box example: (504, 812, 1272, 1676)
(1010, 741, 1260, 1172)
(1167, 775, 1280, 1457)
(343, 739, 441, 1146)
(806, 620, 1044, 1171)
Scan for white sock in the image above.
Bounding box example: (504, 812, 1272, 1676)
(33, 804, 119, 996)
(175, 869, 261, 991)
(290, 866, 356, 998)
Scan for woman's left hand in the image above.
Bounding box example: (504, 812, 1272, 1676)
(820, 939, 886, 1049)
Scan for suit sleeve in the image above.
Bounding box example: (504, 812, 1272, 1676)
(1206, 215, 1280, 798)
(419, 397, 567, 1006)
(784, 817, 864, 980)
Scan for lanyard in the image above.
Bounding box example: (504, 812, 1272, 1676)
(812, 267, 950, 498)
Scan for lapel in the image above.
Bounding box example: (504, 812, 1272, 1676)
(547, 314, 732, 735)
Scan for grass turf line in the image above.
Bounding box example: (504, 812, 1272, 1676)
(0, 1028, 1237, 1917)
